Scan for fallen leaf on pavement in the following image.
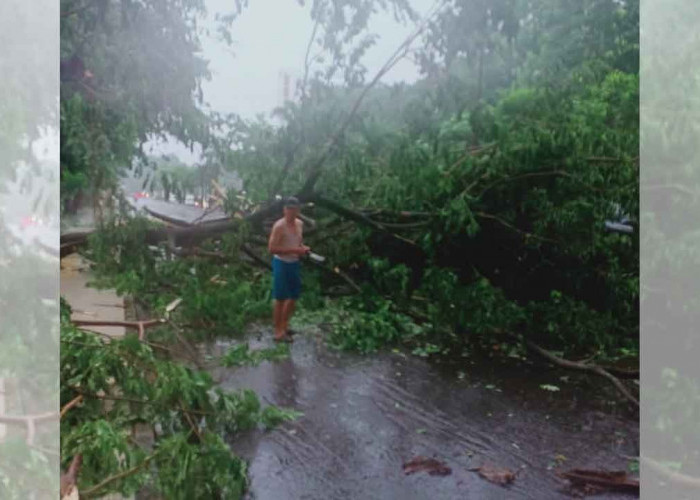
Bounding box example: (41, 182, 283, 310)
(469, 464, 518, 485)
(402, 456, 452, 476)
(558, 469, 639, 493)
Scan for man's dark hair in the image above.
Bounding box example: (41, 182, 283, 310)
(284, 196, 300, 208)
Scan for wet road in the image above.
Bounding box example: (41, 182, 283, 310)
(204, 325, 639, 500)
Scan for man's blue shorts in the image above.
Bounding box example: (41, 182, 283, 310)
(272, 257, 301, 300)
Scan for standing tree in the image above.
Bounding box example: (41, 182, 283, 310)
(60, 0, 230, 217)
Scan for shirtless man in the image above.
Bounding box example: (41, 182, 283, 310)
(268, 197, 310, 342)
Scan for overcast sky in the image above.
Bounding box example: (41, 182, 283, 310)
(146, 0, 434, 164)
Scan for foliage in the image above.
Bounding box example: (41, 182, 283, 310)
(296, 295, 423, 354)
(60, 304, 297, 498)
(326, 306, 405, 353)
(221, 343, 291, 368)
(268, 66, 637, 356)
(259, 406, 305, 430)
(417, 269, 525, 340)
(59, 0, 247, 212)
(86, 216, 274, 336)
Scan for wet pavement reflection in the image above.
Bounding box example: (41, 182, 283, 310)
(202, 326, 638, 500)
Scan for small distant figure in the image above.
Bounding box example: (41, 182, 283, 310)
(268, 197, 310, 342)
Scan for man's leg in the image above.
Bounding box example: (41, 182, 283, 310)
(282, 299, 296, 332)
(272, 258, 288, 340)
(273, 300, 286, 339)
(283, 261, 301, 334)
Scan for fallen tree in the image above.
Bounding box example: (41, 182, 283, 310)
(60, 0, 638, 424)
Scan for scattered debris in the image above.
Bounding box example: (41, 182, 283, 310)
(559, 469, 639, 495)
(402, 456, 452, 476)
(548, 454, 568, 470)
(469, 464, 518, 486)
(209, 275, 228, 285)
(165, 297, 183, 313)
(60, 253, 91, 272)
(60, 454, 82, 500)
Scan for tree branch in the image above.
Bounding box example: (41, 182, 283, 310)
(507, 333, 639, 407)
(68, 388, 213, 417)
(81, 450, 162, 498)
(61, 454, 82, 499)
(164, 318, 205, 370)
(305, 258, 362, 294)
(476, 212, 559, 244)
(371, 220, 430, 230)
(299, 0, 447, 196)
(61, 395, 84, 419)
(477, 170, 575, 199)
(171, 246, 229, 260)
(301, 17, 321, 103)
(443, 143, 497, 176)
(72, 319, 164, 341)
(242, 243, 272, 270)
(312, 195, 420, 247)
(363, 209, 435, 219)
(270, 16, 322, 197)
(601, 366, 639, 379)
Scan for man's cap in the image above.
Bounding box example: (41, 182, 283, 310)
(283, 196, 300, 208)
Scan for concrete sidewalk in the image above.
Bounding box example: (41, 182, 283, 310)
(60, 253, 125, 337)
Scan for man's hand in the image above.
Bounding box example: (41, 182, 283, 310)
(298, 245, 311, 256)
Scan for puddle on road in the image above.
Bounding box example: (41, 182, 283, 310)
(201, 325, 638, 500)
